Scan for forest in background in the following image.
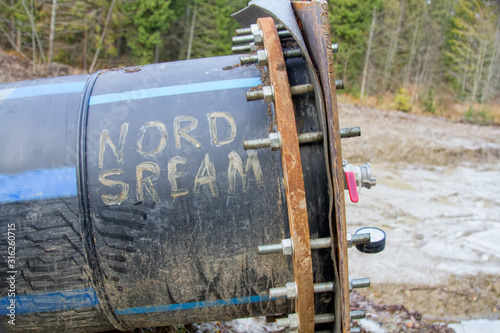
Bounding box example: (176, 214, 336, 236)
(1, 0, 499, 123)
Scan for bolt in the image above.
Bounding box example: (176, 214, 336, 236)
(235, 23, 285, 36)
(315, 313, 335, 324)
(232, 43, 258, 54)
(336, 80, 344, 90)
(340, 126, 361, 138)
(352, 233, 371, 246)
(314, 281, 335, 293)
(290, 83, 314, 96)
(233, 29, 292, 45)
(244, 131, 323, 150)
(347, 232, 370, 248)
(350, 310, 366, 320)
(271, 280, 335, 300)
(332, 43, 339, 53)
(232, 30, 263, 45)
(269, 286, 287, 298)
(243, 137, 270, 150)
(310, 237, 331, 250)
(257, 243, 283, 255)
(283, 48, 303, 59)
(350, 278, 371, 292)
(239, 48, 302, 63)
(278, 30, 292, 39)
(246, 83, 313, 101)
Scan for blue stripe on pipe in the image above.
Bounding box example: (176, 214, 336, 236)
(115, 294, 275, 315)
(89, 77, 262, 105)
(0, 288, 99, 315)
(0, 82, 86, 101)
(0, 166, 77, 204)
(0, 286, 276, 315)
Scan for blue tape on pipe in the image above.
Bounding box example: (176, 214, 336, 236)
(0, 288, 99, 315)
(115, 294, 276, 315)
(0, 287, 277, 315)
(89, 77, 262, 105)
(0, 82, 86, 101)
(0, 166, 77, 204)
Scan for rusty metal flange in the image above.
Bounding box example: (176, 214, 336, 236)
(292, 2, 350, 332)
(257, 17, 315, 332)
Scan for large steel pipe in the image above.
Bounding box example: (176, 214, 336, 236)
(0, 55, 332, 332)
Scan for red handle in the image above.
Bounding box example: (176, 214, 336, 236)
(345, 171, 359, 203)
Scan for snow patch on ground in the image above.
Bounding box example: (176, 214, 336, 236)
(448, 319, 500, 333)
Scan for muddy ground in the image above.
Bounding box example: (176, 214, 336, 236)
(340, 103, 500, 331)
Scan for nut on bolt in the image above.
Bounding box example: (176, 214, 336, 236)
(281, 238, 293, 255)
(276, 313, 299, 330)
(257, 49, 268, 66)
(253, 29, 263, 45)
(269, 132, 282, 151)
(332, 43, 339, 53)
(286, 282, 298, 299)
(262, 85, 274, 103)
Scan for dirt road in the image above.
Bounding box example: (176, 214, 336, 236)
(339, 103, 500, 330)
